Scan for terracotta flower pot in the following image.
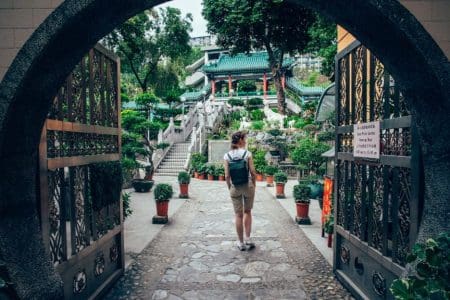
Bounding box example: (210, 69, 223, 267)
(156, 200, 169, 216)
(276, 183, 285, 198)
(327, 233, 333, 248)
(194, 172, 199, 179)
(207, 174, 214, 181)
(295, 202, 311, 225)
(256, 174, 264, 181)
(198, 174, 205, 180)
(179, 183, 189, 198)
(266, 175, 274, 186)
(218, 175, 225, 181)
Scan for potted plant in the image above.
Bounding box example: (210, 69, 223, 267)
(206, 164, 216, 181)
(253, 150, 267, 181)
(324, 214, 334, 247)
(216, 165, 225, 181)
(274, 171, 288, 198)
(178, 171, 190, 198)
(132, 179, 154, 193)
(264, 165, 278, 187)
(305, 175, 324, 203)
(144, 164, 154, 181)
(293, 183, 312, 225)
(198, 164, 207, 180)
(152, 183, 173, 224)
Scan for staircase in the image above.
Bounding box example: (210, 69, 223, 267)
(154, 141, 191, 177)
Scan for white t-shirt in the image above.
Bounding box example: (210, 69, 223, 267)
(223, 148, 252, 161)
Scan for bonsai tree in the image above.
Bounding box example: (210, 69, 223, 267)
(293, 182, 312, 225)
(264, 165, 279, 176)
(291, 137, 330, 175)
(177, 171, 191, 184)
(293, 183, 311, 204)
(274, 171, 288, 184)
(178, 171, 190, 198)
(154, 183, 173, 201)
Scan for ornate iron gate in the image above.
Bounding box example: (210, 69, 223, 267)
(334, 41, 422, 299)
(39, 44, 123, 299)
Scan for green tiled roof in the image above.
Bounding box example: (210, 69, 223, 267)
(122, 101, 169, 110)
(180, 83, 212, 102)
(203, 52, 295, 75)
(285, 77, 325, 96)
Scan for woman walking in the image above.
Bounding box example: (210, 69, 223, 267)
(224, 131, 257, 251)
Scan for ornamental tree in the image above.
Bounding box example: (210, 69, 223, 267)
(105, 8, 192, 92)
(203, 0, 315, 114)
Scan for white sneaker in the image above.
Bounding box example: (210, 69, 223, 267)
(236, 241, 246, 251)
(244, 238, 255, 250)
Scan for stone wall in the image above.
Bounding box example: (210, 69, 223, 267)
(0, 0, 449, 82)
(208, 140, 230, 163)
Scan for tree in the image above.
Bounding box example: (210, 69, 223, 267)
(203, 0, 315, 114)
(306, 15, 337, 77)
(291, 137, 330, 175)
(105, 8, 192, 92)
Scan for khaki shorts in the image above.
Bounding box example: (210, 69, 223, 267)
(229, 181, 255, 214)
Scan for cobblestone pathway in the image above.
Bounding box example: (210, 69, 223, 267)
(106, 180, 352, 299)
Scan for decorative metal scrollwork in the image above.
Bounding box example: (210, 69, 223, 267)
(110, 244, 119, 262)
(94, 252, 106, 277)
(73, 270, 87, 294)
(372, 271, 386, 296)
(340, 246, 350, 265)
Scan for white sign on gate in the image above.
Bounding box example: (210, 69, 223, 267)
(353, 121, 380, 159)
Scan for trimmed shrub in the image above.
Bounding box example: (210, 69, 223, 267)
(154, 183, 174, 201)
(178, 171, 191, 184)
(293, 184, 311, 203)
(274, 171, 288, 184)
(251, 121, 264, 130)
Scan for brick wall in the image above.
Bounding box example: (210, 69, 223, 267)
(0, 0, 448, 82)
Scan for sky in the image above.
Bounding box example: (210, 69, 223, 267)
(156, 0, 208, 37)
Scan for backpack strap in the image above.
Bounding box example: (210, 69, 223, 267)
(227, 153, 233, 161)
(241, 150, 247, 159)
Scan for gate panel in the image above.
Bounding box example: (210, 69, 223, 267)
(39, 44, 123, 299)
(334, 41, 421, 299)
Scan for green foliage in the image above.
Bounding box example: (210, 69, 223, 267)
(272, 108, 278, 113)
(156, 142, 170, 149)
(190, 152, 207, 172)
(154, 183, 174, 201)
(239, 80, 257, 92)
(274, 171, 288, 184)
(251, 109, 265, 121)
(317, 131, 335, 142)
(267, 128, 282, 137)
(293, 183, 311, 203)
(178, 171, 191, 184)
(251, 121, 265, 131)
(122, 192, 133, 219)
(153, 107, 182, 122)
(390, 233, 450, 300)
(230, 111, 243, 121)
(135, 92, 160, 111)
(291, 138, 330, 174)
(264, 165, 279, 176)
(205, 164, 216, 175)
(104, 8, 192, 92)
(203, 0, 315, 113)
(324, 214, 334, 234)
(247, 98, 264, 107)
(253, 150, 268, 174)
(231, 120, 241, 131)
(90, 162, 123, 211)
(215, 165, 225, 176)
(306, 15, 337, 77)
(228, 98, 245, 106)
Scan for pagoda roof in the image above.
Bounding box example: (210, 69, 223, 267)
(180, 83, 212, 102)
(203, 52, 295, 75)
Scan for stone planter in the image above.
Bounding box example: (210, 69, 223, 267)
(179, 183, 189, 198)
(295, 202, 311, 225)
(132, 179, 154, 193)
(276, 183, 285, 198)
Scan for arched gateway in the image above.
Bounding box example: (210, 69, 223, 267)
(0, 0, 449, 298)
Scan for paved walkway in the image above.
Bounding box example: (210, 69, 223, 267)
(106, 179, 352, 299)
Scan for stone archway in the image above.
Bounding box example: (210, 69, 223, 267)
(0, 0, 448, 298)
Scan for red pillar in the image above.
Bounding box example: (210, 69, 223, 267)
(263, 73, 267, 100)
(281, 75, 286, 90)
(212, 79, 216, 100)
(228, 75, 232, 97)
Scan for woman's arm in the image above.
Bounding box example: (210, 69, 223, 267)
(224, 160, 231, 189)
(248, 156, 257, 185)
